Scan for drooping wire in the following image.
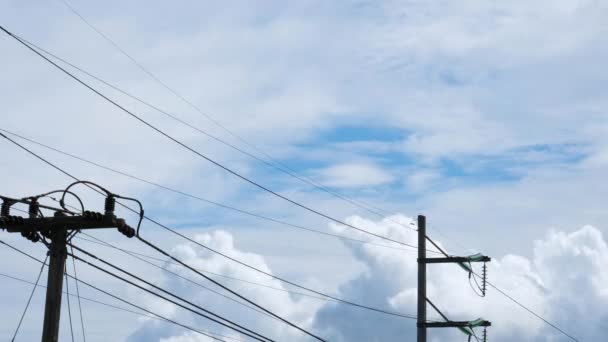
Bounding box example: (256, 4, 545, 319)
(78, 232, 419, 320)
(0, 272, 244, 342)
(54, 0, 409, 229)
(28, 189, 85, 214)
(68, 244, 275, 342)
(11, 254, 48, 342)
(0, 128, 416, 324)
(474, 273, 580, 342)
(0, 122, 581, 341)
(70, 245, 87, 342)
(136, 236, 326, 341)
(0, 28, 420, 251)
(76, 234, 286, 320)
(1, 127, 429, 253)
(0, 241, 232, 342)
(64, 265, 75, 342)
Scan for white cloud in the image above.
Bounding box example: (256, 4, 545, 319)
(315, 162, 395, 189)
(114, 216, 608, 342)
(316, 215, 608, 341)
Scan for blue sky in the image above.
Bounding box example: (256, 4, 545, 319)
(1, 0, 607, 341)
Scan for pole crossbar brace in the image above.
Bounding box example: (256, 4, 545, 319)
(424, 256, 491, 264)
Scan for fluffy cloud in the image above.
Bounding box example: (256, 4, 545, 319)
(123, 216, 607, 342)
(127, 230, 326, 342)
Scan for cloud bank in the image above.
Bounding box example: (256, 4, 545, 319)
(127, 215, 607, 341)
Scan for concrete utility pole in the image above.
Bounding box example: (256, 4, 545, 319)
(0, 195, 136, 342)
(416, 214, 492, 342)
(417, 215, 427, 342)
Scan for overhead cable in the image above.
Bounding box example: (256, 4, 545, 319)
(0, 26, 419, 250)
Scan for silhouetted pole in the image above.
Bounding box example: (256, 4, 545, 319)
(0, 195, 136, 342)
(417, 214, 427, 342)
(41, 212, 68, 342)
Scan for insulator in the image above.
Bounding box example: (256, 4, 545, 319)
(483, 327, 487, 342)
(1, 199, 11, 217)
(28, 199, 39, 218)
(482, 262, 488, 296)
(104, 196, 116, 216)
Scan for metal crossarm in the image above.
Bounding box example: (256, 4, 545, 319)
(0, 212, 135, 237)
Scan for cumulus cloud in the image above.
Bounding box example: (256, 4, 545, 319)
(127, 230, 326, 342)
(123, 216, 608, 342)
(316, 215, 608, 341)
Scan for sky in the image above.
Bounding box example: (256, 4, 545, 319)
(0, 0, 607, 341)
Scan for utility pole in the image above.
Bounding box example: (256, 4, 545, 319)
(1, 194, 136, 342)
(416, 214, 492, 342)
(41, 212, 68, 342)
(417, 215, 427, 342)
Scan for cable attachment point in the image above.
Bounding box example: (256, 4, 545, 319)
(114, 218, 135, 238)
(104, 195, 116, 217)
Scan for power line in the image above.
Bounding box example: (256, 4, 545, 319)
(54, 0, 404, 226)
(0, 272, 246, 342)
(0, 240, 233, 342)
(76, 235, 297, 321)
(64, 265, 75, 342)
(0, 130, 334, 336)
(11, 254, 48, 342)
(0, 121, 580, 342)
(136, 235, 327, 341)
(0, 127, 431, 254)
(69, 243, 276, 342)
(70, 247, 272, 342)
(0, 26, 419, 251)
(69, 245, 87, 342)
(0, 128, 426, 323)
(78, 232, 419, 320)
(471, 272, 579, 342)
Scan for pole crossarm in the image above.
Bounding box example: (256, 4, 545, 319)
(424, 255, 491, 264)
(422, 320, 492, 328)
(0, 212, 135, 237)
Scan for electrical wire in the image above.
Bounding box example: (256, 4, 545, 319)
(0, 115, 580, 341)
(77, 232, 419, 320)
(0, 131, 434, 323)
(10, 254, 48, 342)
(0, 109, 579, 341)
(68, 244, 275, 342)
(54, 0, 406, 228)
(0, 272, 245, 342)
(0, 27, 420, 251)
(75, 235, 286, 320)
(0, 241, 233, 342)
(69, 245, 87, 342)
(471, 273, 580, 342)
(0, 127, 429, 253)
(136, 236, 327, 341)
(64, 264, 76, 342)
